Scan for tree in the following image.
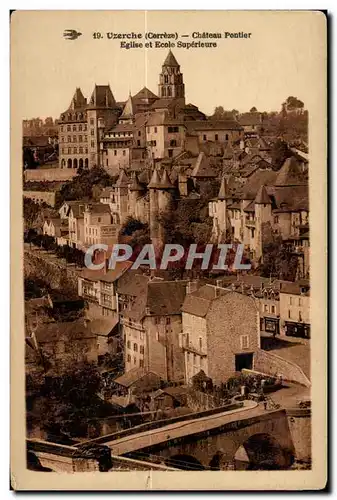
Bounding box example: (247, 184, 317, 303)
(250, 106, 258, 112)
(58, 166, 113, 207)
(271, 139, 292, 170)
(23, 198, 40, 232)
(259, 236, 299, 281)
(210, 107, 235, 120)
(284, 96, 304, 111)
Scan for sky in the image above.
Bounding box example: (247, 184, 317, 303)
(11, 10, 326, 119)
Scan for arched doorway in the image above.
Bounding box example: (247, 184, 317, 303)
(79, 158, 84, 169)
(165, 454, 205, 470)
(84, 158, 89, 169)
(234, 433, 294, 470)
(73, 158, 78, 169)
(67, 158, 72, 169)
(61, 159, 66, 168)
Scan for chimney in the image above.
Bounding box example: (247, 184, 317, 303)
(186, 280, 198, 295)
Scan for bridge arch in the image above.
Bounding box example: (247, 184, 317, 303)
(234, 433, 294, 470)
(165, 454, 205, 471)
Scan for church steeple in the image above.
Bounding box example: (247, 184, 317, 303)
(158, 50, 185, 104)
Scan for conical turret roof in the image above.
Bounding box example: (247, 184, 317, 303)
(255, 185, 271, 204)
(218, 177, 228, 200)
(129, 172, 143, 191)
(115, 169, 130, 187)
(163, 50, 179, 67)
(148, 169, 162, 189)
(159, 169, 174, 189)
(121, 94, 135, 119)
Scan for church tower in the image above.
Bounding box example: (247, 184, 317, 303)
(158, 50, 185, 106)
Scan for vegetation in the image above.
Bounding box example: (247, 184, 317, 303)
(259, 236, 299, 281)
(57, 166, 114, 207)
(270, 139, 293, 171)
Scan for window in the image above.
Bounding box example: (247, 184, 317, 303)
(67, 136, 71, 142)
(90, 118, 94, 125)
(225, 134, 229, 140)
(215, 134, 218, 141)
(74, 147, 77, 154)
(114, 150, 117, 156)
(133, 343, 138, 352)
(127, 340, 131, 349)
(240, 335, 249, 349)
(298, 298, 302, 306)
(137, 140, 140, 146)
(68, 147, 71, 154)
(274, 216, 279, 224)
(123, 150, 126, 156)
(288, 310, 291, 319)
(85, 148, 88, 154)
(166, 317, 171, 325)
(155, 317, 160, 325)
(170, 140, 177, 147)
(168, 149, 173, 158)
(133, 357, 136, 365)
(98, 217, 101, 223)
(203, 134, 207, 141)
(91, 129, 94, 136)
(79, 124, 82, 131)
(138, 131, 141, 136)
(289, 297, 293, 305)
(164, 75, 169, 84)
(199, 337, 202, 350)
(83, 124, 87, 131)
(299, 311, 302, 321)
(154, 127, 157, 133)
(91, 141, 95, 148)
(140, 359, 144, 367)
(140, 345, 144, 354)
(67, 125, 71, 131)
(264, 304, 269, 313)
(79, 135, 82, 142)
(271, 305, 276, 314)
(79, 147, 83, 154)
(73, 125, 76, 131)
(127, 354, 131, 362)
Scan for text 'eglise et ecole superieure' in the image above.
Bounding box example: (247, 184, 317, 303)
(93, 31, 252, 48)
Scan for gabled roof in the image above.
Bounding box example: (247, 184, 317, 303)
(85, 203, 111, 214)
(114, 368, 161, 388)
(88, 85, 116, 108)
(186, 120, 242, 132)
(133, 86, 158, 101)
(255, 185, 271, 204)
(67, 201, 86, 218)
(191, 152, 217, 178)
(34, 318, 96, 343)
(275, 156, 308, 187)
(79, 260, 132, 284)
(182, 285, 229, 317)
(163, 50, 179, 67)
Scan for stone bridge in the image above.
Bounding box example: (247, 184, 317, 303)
(103, 402, 309, 470)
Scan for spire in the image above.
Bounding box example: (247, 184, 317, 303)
(129, 172, 143, 191)
(255, 185, 271, 204)
(159, 169, 174, 189)
(218, 177, 228, 200)
(163, 50, 179, 67)
(148, 169, 162, 189)
(115, 169, 130, 187)
(120, 94, 135, 119)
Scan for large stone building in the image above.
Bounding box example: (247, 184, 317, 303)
(181, 284, 260, 385)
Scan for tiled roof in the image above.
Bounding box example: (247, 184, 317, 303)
(115, 170, 130, 187)
(133, 87, 158, 101)
(114, 368, 160, 388)
(182, 285, 229, 317)
(67, 201, 86, 218)
(34, 318, 96, 344)
(186, 120, 242, 132)
(191, 152, 217, 178)
(238, 112, 262, 126)
(163, 50, 180, 67)
(79, 260, 133, 283)
(88, 85, 116, 108)
(85, 203, 111, 214)
(255, 185, 271, 204)
(275, 156, 308, 186)
(89, 317, 118, 336)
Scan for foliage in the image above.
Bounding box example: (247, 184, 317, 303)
(283, 96, 304, 111)
(250, 106, 258, 112)
(210, 106, 236, 120)
(259, 236, 299, 281)
(270, 139, 293, 170)
(23, 198, 40, 231)
(120, 216, 148, 237)
(57, 166, 113, 207)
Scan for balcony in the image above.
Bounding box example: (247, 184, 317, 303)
(82, 290, 99, 303)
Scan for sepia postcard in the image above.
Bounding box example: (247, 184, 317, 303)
(11, 10, 327, 490)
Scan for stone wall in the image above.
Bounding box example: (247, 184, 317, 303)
(253, 348, 311, 387)
(286, 409, 311, 462)
(24, 190, 56, 207)
(24, 168, 77, 182)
